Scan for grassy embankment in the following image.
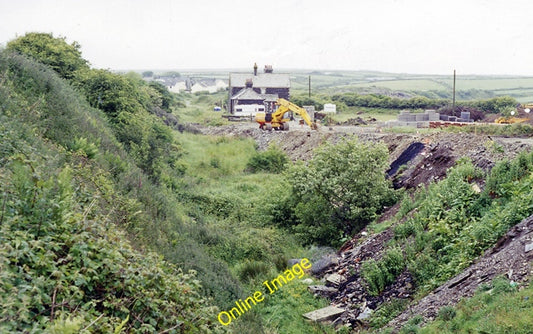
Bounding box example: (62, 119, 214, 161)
(0, 45, 331, 333)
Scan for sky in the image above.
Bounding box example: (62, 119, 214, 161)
(1, 0, 532, 75)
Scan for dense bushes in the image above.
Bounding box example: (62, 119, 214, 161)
(0, 47, 241, 331)
(6, 32, 89, 80)
(330, 92, 517, 113)
(270, 137, 396, 246)
(0, 108, 222, 333)
(6, 33, 184, 185)
(246, 145, 288, 173)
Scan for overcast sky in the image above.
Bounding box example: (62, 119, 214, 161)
(1, 0, 532, 75)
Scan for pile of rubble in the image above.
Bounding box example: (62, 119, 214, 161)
(303, 213, 533, 331)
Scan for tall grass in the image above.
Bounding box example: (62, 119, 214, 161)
(417, 277, 533, 333)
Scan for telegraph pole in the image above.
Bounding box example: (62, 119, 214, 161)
(452, 69, 456, 113)
(308, 75, 311, 98)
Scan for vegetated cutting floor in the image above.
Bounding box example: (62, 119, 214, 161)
(199, 121, 533, 332)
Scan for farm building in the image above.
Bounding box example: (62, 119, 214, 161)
(228, 64, 290, 115)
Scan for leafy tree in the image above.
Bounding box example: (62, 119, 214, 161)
(74, 69, 182, 182)
(149, 81, 175, 110)
(279, 137, 395, 245)
(6, 32, 89, 79)
(75, 69, 143, 119)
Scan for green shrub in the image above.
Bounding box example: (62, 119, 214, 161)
(7, 32, 89, 79)
(362, 247, 405, 295)
(369, 298, 409, 328)
(400, 324, 420, 334)
(71, 137, 98, 158)
(236, 260, 270, 281)
(0, 147, 222, 333)
(438, 306, 457, 321)
(246, 145, 288, 173)
(276, 137, 396, 246)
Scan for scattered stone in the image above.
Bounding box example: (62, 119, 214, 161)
(471, 183, 481, 193)
(310, 254, 339, 276)
(303, 306, 345, 322)
(308, 285, 338, 297)
(326, 273, 345, 287)
(525, 242, 533, 253)
(356, 306, 373, 320)
(300, 278, 314, 285)
(331, 316, 344, 327)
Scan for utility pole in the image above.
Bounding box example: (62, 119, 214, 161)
(308, 75, 311, 98)
(452, 69, 456, 114)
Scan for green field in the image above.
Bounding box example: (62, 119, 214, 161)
(349, 79, 448, 91)
(286, 70, 533, 101)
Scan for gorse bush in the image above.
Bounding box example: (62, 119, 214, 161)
(7, 32, 89, 80)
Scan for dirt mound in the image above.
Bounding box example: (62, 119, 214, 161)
(388, 214, 533, 330)
(200, 123, 532, 189)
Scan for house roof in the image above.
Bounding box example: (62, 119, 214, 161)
(231, 88, 278, 101)
(229, 73, 290, 88)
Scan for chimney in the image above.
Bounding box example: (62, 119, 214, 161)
(245, 78, 253, 88)
(264, 65, 273, 73)
(253, 63, 258, 76)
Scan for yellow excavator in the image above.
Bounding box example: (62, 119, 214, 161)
(494, 103, 532, 124)
(255, 98, 317, 131)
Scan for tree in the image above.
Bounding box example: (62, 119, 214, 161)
(7, 32, 89, 80)
(75, 69, 143, 119)
(283, 137, 395, 245)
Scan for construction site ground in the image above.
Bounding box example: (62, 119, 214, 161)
(199, 120, 533, 332)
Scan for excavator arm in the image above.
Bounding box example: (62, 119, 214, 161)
(255, 98, 317, 130)
(273, 98, 317, 130)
